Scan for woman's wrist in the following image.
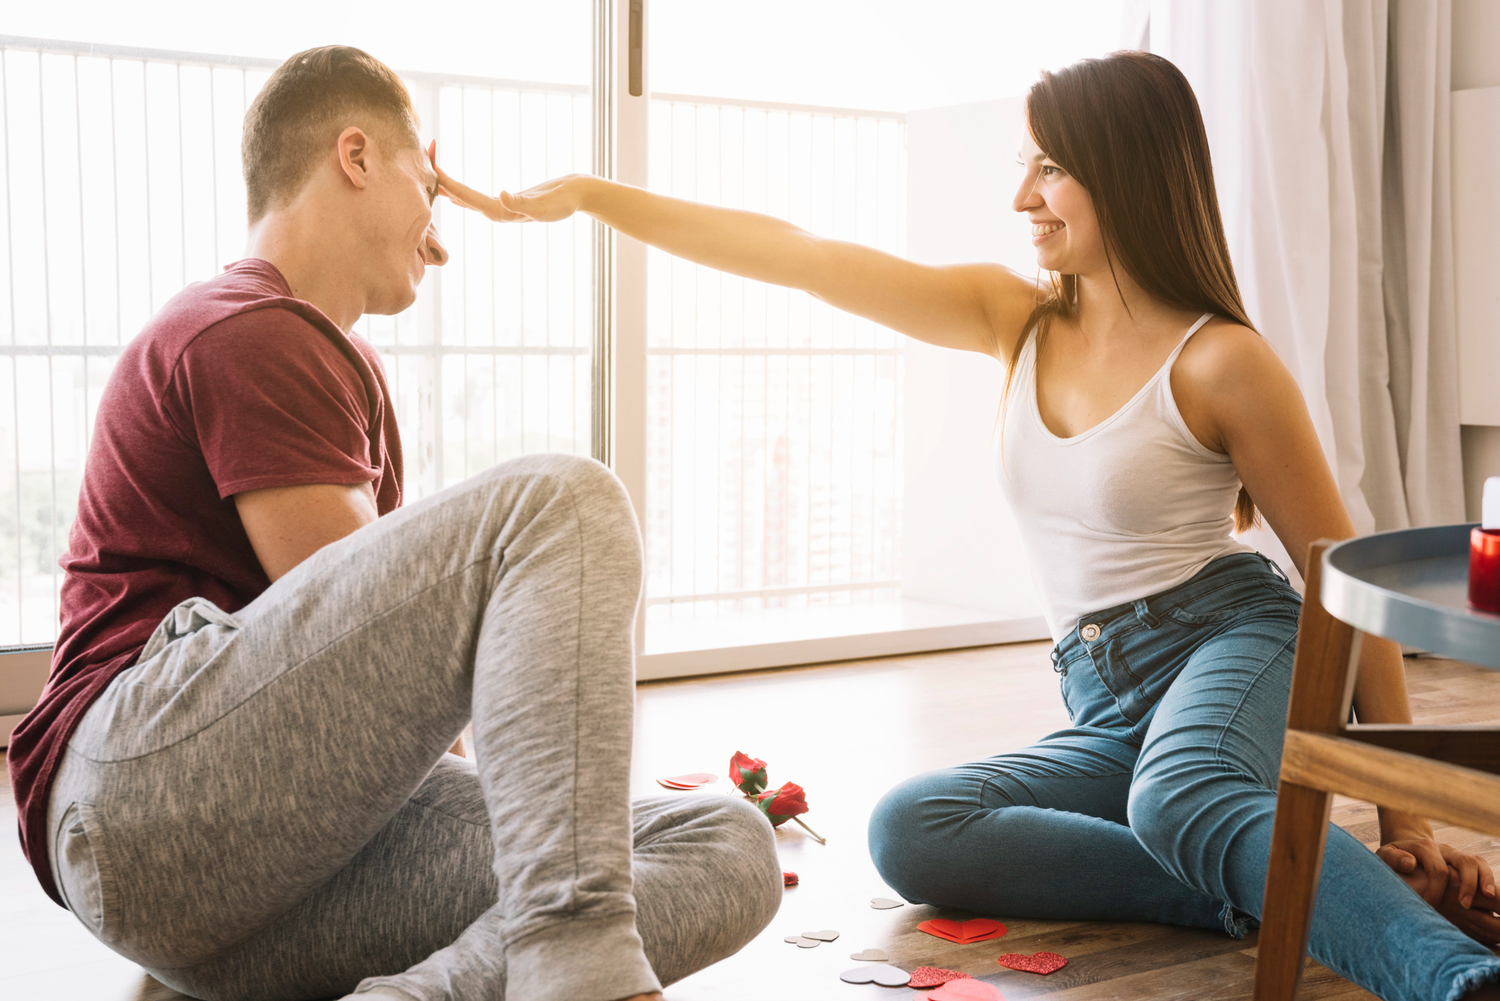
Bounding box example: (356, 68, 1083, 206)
(1378, 806, 1434, 844)
(572, 174, 615, 216)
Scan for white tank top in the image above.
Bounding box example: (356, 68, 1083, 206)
(996, 312, 1253, 641)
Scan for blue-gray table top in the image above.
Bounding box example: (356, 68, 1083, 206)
(1321, 523, 1500, 670)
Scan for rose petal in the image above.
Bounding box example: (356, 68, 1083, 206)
(783, 871, 799, 887)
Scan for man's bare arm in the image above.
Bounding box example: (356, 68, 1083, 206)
(233, 481, 379, 583)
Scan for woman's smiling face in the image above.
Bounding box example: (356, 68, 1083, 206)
(1012, 129, 1107, 276)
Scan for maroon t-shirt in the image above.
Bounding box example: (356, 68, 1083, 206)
(7, 259, 403, 905)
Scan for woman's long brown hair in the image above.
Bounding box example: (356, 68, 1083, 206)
(1007, 50, 1260, 531)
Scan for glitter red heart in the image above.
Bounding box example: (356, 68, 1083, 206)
(909, 966, 972, 988)
(917, 918, 1008, 945)
(996, 951, 1067, 975)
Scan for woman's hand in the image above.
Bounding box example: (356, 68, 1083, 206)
(428, 141, 591, 224)
(1379, 836, 1500, 945)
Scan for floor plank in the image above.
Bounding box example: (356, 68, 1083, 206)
(4, 643, 1498, 999)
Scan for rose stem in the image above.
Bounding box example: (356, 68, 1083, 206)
(792, 816, 827, 844)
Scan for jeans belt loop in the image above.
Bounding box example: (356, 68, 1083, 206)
(1133, 599, 1160, 629)
(1050, 646, 1066, 674)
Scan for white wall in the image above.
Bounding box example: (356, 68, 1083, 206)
(902, 98, 1043, 622)
(1453, 0, 1500, 518)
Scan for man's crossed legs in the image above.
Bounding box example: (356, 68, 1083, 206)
(45, 454, 781, 1001)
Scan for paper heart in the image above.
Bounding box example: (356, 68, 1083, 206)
(783, 934, 819, 948)
(849, 948, 889, 962)
(917, 918, 1008, 945)
(801, 928, 840, 942)
(997, 951, 1067, 975)
(656, 772, 717, 789)
(839, 964, 911, 987)
(909, 966, 972, 988)
(928, 979, 1004, 1001)
(870, 896, 905, 909)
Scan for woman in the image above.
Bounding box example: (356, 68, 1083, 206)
(435, 52, 1500, 1000)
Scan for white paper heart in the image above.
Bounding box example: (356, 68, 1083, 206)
(801, 928, 840, 942)
(840, 965, 911, 987)
(783, 934, 819, 948)
(850, 948, 889, 962)
(870, 897, 904, 909)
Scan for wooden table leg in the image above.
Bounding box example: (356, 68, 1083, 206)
(1252, 780, 1333, 1001)
(1253, 540, 1358, 1001)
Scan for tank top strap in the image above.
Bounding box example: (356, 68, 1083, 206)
(1163, 312, 1215, 367)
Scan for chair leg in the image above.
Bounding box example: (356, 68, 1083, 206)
(1253, 780, 1334, 1001)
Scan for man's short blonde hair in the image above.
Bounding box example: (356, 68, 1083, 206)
(242, 45, 419, 223)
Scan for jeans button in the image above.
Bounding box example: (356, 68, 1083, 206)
(1080, 623, 1101, 642)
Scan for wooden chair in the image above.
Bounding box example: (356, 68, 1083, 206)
(1252, 537, 1500, 1000)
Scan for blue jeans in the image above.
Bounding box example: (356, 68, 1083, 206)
(869, 553, 1500, 1001)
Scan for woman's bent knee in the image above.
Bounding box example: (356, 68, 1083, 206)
(868, 776, 946, 902)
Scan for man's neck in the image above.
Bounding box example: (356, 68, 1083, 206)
(246, 206, 366, 332)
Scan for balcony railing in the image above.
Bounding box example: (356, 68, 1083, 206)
(0, 35, 906, 647)
(644, 95, 905, 619)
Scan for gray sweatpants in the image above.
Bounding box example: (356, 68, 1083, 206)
(44, 453, 781, 1001)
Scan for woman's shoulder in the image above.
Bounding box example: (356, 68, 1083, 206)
(1175, 316, 1283, 390)
(1171, 316, 1302, 450)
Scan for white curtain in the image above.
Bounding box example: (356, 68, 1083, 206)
(1144, 0, 1465, 537)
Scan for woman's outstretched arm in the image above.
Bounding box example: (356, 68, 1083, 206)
(434, 166, 1040, 360)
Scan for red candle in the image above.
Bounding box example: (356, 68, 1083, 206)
(1472, 528, 1500, 615)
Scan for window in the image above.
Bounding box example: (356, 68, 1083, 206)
(0, 1, 1128, 667)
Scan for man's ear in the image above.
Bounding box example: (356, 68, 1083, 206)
(336, 126, 371, 190)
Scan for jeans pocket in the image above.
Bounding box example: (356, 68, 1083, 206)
(52, 802, 119, 946)
(1058, 668, 1075, 720)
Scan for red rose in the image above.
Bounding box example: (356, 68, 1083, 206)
(729, 751, 769, 794)
(756, 781, 809, 826)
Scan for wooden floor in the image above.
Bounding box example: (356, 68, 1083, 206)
(3, 641, 1499, 1000)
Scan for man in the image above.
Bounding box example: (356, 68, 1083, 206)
(7, 45, 780, 1001)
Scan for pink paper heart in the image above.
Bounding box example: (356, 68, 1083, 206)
(656, 772, 717, 789)
(928, 978, 1004, 1001)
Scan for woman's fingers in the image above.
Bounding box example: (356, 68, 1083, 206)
(1455, 857, 1482, 908)
(1437, 843, 1492, 908)
(1376, 843, 1417, 872)
(1440, 875, 1500, 947)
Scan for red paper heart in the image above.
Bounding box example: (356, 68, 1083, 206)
(928, 979, 1004, 1001)
(656, 772, 717, 789)
(996, 951, 1067, 975)
(782, 871, 798, 887)
(908, 966, 972, 988)
(918, 918, 1008, 944)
